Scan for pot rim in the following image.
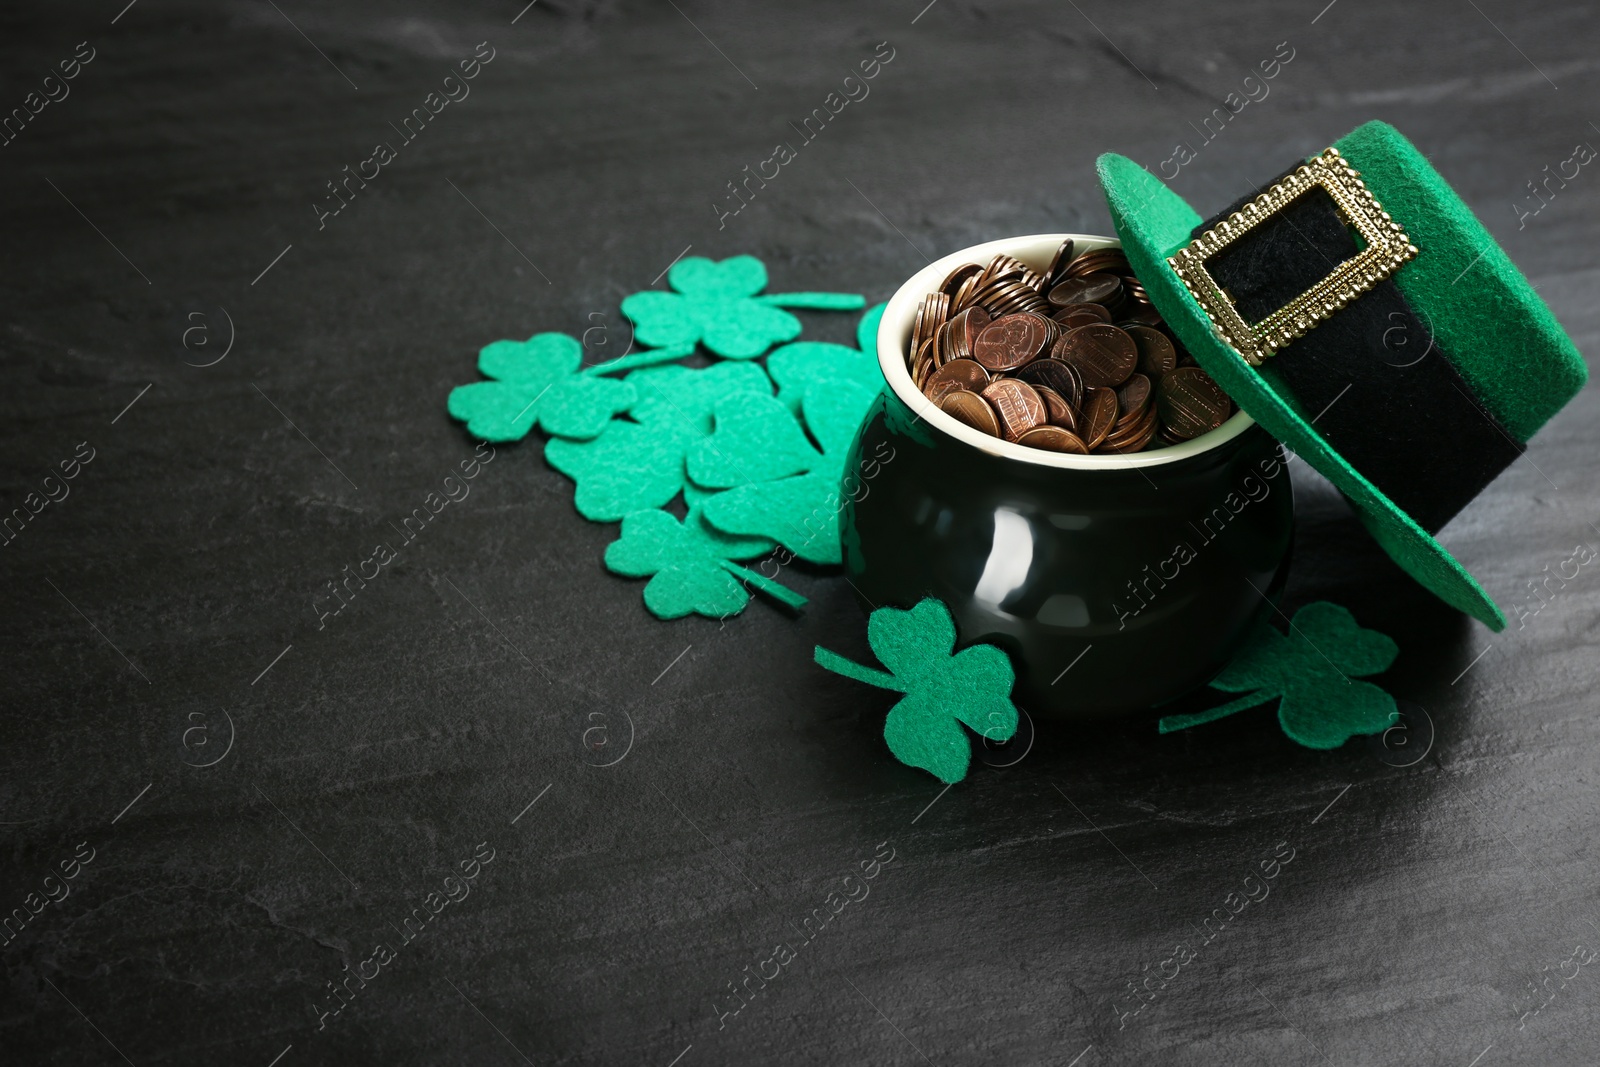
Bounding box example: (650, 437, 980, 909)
(876, 232, 1256, 470)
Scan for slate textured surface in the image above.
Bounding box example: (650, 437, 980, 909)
(2, 1, 1598, 1064)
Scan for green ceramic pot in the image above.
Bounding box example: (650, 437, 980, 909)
(841, 234, 1295, 720)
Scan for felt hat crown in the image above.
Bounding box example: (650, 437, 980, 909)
(1098, 120, 1587, 631)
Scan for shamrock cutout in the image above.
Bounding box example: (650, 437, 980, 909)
(766, 302, 886, 412)
(605, 506, 805, 619)
(1158, 601, 1399, 749)
(545, 361, 771, 521)
(690, 378, 878, 565)
(621, 255, 865, 360)
(814, 598, 1017, 783)
(448, 332, 691, 442)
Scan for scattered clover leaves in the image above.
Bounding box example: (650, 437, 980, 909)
(446, 252, 880, 626)
(1158, 601, 1399, 749)
(815, 598, 1017, 784)
(690, 379, 879, 565)
(621, 255, 865, 359)
(545, 361, 771, 521)
(604, 506, 804, 620)
(767, 302, 886, 411)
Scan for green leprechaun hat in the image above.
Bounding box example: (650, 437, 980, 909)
(1097, 120, 1587, 632)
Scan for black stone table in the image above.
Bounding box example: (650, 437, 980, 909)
(3, 1, 1598, 1064)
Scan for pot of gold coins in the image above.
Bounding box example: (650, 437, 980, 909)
(841, 233, 1294, 720)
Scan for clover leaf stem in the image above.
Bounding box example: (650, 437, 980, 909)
(752, 292, 868, 311)
(812, 647, 908, 692)
(720, 562, 807, 611)
(1157, 689, 1278, 734)
(580, 344, 695, 378)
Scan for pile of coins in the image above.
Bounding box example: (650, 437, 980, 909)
(905, 240, 1235, 454)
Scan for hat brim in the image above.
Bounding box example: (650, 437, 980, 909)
(1098, 151, 1505, 631)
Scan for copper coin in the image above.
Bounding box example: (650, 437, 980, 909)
(981, 378, 1046, 442)
(1123, 304, 1164, 327)
(941, 306, 988, 363)
(954, 305, 991, 347)
(1081, 387, 1119, 449)
(1071, 310, 1118, 331)
(973, 313, 1051, 372)
(1049, 272, 1123, 308)
(1056, 360, 1085, 412)
(1042, 238, 1077, 287)
(934, 294, 955, 360)
(1036, 314, 1061, 349)
(911, 337, 936, 387)
(1014, 356, 1083, 411)
(950, 270, 982, 312)
(910, 293, 945, 359)
(938, 262, 982, 300)
(1101, 406, 1159, 454)
(924, 358, 989, 402)
(1053, 324, 1138, 388)
(1033, 384, 1077, 432)
(1061, 249, 1130, 279)
(1122, 279, 1153, 309)
(1104, 406, 1141, 443)
(1116, 373, 1152, 417)
(965, 282, 1006, 316)
(1125, 325, 1176, 377)
(940, 390, 1000, 437)
(1106, 395, 1156, 441)
(978, 253, 1028, 288)
(1116, 401, 1160, 440)
(1056, 306, 1113, 331)
(1100, 287, 1133, 319)
(1055, 302, 1112, 324)
(923, 292, 950, 337)
(960, 279, 1011, 308)
(1157, 366, 1232, 440)
(973, 280, 1049, 318)
(1016, 425, 1089, 454)
(933, 320, 954, 367)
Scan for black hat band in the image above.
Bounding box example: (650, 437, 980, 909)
(1187, 165, 1523, 533)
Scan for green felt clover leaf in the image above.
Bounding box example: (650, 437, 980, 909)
(448, 332, 692, 442)
(1158, 601, 1400, 749)
(814, 598, 1017, 783)
(605, 506, 805, 620)
(620, 255, 866, 360)
(766, 302, 886, 411)
(545, 361, 772, 521)
(691, 379, 878, 565)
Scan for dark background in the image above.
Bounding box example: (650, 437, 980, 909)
(3, 1, 1597, 1064)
